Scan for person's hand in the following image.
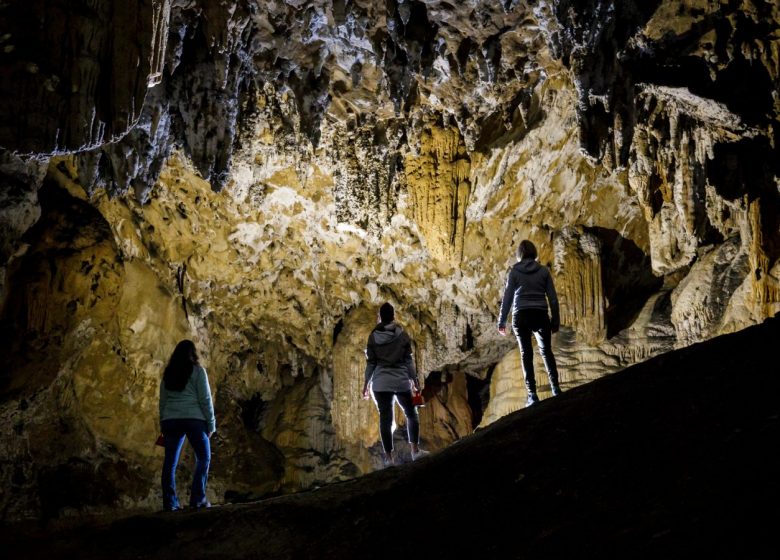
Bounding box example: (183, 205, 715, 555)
(498, 326, 506, 336)
(362, 386, 370, 400)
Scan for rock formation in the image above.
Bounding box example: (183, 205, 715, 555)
(0, 0, 778, 521)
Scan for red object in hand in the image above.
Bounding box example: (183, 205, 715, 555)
(412, 390, 425, 407)
(155, 433, 165, 447)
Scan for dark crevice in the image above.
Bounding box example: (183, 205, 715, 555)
(586, 227, 663, 338)
(466, 368, 493, 430)
(239, 393, 268, 433)
(176, 265, 189, 320)
(460, 322, 474, 352)
(707, 136, 777, 202)
(288, 68, 332, 148)
(332, 318, 344, 345)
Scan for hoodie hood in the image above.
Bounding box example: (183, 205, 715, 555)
(372, 322, 403, 345)
(515, 259, 541, 273)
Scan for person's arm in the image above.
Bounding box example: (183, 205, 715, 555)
(363, 337, 376, 399)
(159, 380, 167, 431)
(196, 367, 216, 434)
(546, 269, 560, 332)
(497, 268, 516, 334)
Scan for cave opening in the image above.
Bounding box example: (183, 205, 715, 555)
(239, 393, 268, 433)
(707, 137, 776, 202)
(586, 227, 663, 339)
(332, 318, 344, 345)
(466, 367, 493, 429)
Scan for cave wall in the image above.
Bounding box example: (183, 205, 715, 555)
(0, 0, 778, 520)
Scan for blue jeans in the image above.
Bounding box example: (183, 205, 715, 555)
(161, 418, 211, 509)
(372, 391, 419, 453)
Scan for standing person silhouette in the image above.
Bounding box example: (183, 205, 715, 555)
(362, 302, 428, 466)
(159, 339, 216, 511)
(497, 240, 562, 407)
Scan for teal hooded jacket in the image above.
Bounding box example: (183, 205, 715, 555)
(159, 365, 216, 433)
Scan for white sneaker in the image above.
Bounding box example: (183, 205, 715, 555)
(411, 449, 430, 461)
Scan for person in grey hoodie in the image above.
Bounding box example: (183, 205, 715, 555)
(362, 302, 428, 465)
(159, 339, 216, 511)
(497, 239, 562, 407)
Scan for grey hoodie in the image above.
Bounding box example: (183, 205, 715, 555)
(498, 258, 560, 328)
(364, 322, 418, 393)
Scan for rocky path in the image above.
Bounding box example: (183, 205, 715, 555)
(4, 317, 779, 559)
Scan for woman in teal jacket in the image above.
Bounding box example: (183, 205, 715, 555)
(159, 339, 216, 511)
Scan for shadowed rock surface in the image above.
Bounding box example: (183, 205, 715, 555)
(3, 315, 778, 559)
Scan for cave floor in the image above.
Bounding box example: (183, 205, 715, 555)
(3, 317, 779, 559)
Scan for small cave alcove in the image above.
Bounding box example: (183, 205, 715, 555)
(587, 227, 663, 338)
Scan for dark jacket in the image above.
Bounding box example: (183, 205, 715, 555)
(364, 322, 418, 393)
(498, 258, 560, 328)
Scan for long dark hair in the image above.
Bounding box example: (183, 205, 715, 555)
(517, 239, 538, 260)
(163, 340, 199, 391)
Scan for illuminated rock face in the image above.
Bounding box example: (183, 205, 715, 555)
(0, 1, 778, 520)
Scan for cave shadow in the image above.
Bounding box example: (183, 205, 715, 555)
(586, 227, 663, 339)
(706, 135, 780, 262)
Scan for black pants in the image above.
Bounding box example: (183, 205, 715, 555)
(513, 308, 560, 395)
(372, 391, 420, 453)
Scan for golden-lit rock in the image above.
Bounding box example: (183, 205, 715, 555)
(405, 123, 471, 264)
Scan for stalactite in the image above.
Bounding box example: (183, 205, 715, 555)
(748, 200, 780, 318)
(405, 123, 471, 263)
(554, 228, 606, 346)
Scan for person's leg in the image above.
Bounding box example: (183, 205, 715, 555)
(513, 312, 538, 405)
(373, 391, 396, 461)
(161, 419, 186, 511)
(184, 419, 211, 508)
(396, 391, 428, 459)
(395, 391, 420, 447)
(532, 314, 561, 395)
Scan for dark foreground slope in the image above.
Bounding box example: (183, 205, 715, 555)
(4, 317, 779, 559)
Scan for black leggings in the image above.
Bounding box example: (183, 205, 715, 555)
(372, 391, 420, 453)
(513, 308, 560, 394)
